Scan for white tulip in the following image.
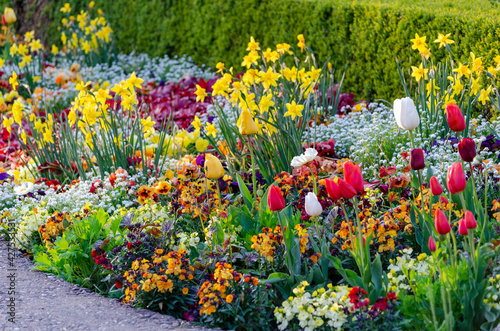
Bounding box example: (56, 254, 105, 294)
(393, 97, 420, 131)
(14, 181, 34, 196)
(305, 192, 323, 217)
(291, 148, 318, 167)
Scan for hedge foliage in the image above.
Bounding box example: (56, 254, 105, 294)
(21, 0, 500, 99)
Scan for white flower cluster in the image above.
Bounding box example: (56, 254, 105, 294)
(386, 248, 432, 295)
(175, 232, 200, 253)
(274, 281, 352, 331)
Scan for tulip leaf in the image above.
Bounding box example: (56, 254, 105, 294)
(236, 173, 253, 211)
(261, 272, 289, 284)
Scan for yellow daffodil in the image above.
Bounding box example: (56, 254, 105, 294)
(216, 62, 225, 74)
(195, 84, 207, 102)
(263, 48, 279, 63)
(61, 3, 71, 13)
(246, 36, 260, 52)
(411, 33, 427, 52)
(9, 71, 18, 91)
(276, 43, 291, 55)
(258, 94, 274, 114)
(411, 63, 428, 82)
(478, 86, 492, 105)
(258, 68, 281, 89)
(453, 63, 471, 79)
(284, 101, 304, 119)
(241, 51, 259, 69)
(434, 33, 454, 48)
(11, 100, 23, 125)
(192, 115, 202, 130)
(2, 116, 14, 133)
(94, 89, 111, 105)
(124, 72, 144, 90)
(205, 123, 219, 138)
(0, 58, 4, 69)
(470, 77, 481, 96)
(141, 116, 156, 132)
(297, 34, 306, 52)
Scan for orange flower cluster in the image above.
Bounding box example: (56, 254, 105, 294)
(197, 263, 260, 316)
(250, 226, 283, 262)
(38, 212, 71, 248)
(173, 155, 231, 221)
(122, 249, 194, 304)
(295, 224, 309, 253)
(136, 181, 172, 204)
(492, 200, 500, 222)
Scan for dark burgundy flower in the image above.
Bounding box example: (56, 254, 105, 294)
(458, 138, 476, 162)
(410, 148, 425, 170)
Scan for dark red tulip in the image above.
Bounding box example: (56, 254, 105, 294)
(410, 148, 425, 171)
(458, 138, 476, 163)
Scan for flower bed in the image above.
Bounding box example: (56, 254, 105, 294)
(1, 3, 500, 331)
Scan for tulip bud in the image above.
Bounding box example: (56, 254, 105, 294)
(410, 148, 425, 171)
(3, 8, 16, 24)
(428, 236, 437, 252)
(434, 209, 451, 235)
(237, 109, 258, 135)
(204, 154, 225, 179)
(458, 138, 476, 163)
(446, 103, 466, 132)
(458, 219, 468, 236)
(325, 178, 342, 201)
(447, 162, 466, 194)
(430, 176, 443, 196)
(393, 97, 420, 131)
(305, 192, 323, 217)
(267, 185, 285, 211)
(343, 161, 364, 193)
(464, 210, 477, 230)
(338, 178, 357, 200)
(440, 196, 449, 205)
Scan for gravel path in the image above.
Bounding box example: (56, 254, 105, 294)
(0, 240, 213, 331)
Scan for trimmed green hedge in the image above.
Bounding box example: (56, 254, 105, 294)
(30, 0, 500, 99)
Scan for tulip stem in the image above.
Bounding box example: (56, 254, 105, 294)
(276, 211, 292, 278)
(352, 196, 366, 273)
(246, 136, 257, 204)
(308, 164, 318, 195)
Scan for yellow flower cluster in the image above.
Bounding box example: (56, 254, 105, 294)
(59, 2, 113, 55)
(122, 248, 194, 304)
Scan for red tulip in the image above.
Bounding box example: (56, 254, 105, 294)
(430, 176, 443, 196)
(325, 178, 342, 201)
(343, 161, 364, 193)
(338, 178, 357, 200)
(446, 103, 466, 132)
(428, 236, 437, 252)
(458, 219, 468, 236)
(410, 149, 425, 170)
(434, 209, 451, 235)
(268, 185, 285, 211)
(458, 138, 476, 163)
(440, 196, 449, 205)
(447, 162, 466, 194)
(464, 210, 477, 230)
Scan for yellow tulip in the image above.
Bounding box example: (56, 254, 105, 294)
(237, 109, 258, 135)
(3, 8, 16, 24)
(204, 154, 225, 179)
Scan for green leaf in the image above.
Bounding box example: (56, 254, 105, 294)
(236, 173, 253, 210)
(261, 272, 289, 284)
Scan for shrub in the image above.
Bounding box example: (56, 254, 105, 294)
(30, 0, 500, 101)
